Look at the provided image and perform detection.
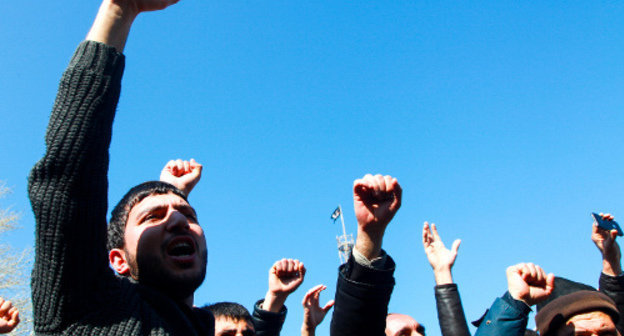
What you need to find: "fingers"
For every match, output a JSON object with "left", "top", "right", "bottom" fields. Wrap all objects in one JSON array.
[
  {"left": 545, "top": 273, "right": 555, "bottom": 294},
  {"left": 354, "top": 174, "right": 400, "bottom": 201},
  {"left": 431, "top": 223, "right": 441, "bottom": 241},
  {"left": 0, "top": 299, "right": 12, "bottom": 317},
  {"left": 302, "top": 284, "right": 326, "bottom": 306},
  {"left": 422, "top": 222, "right": 431, "bottom": 247},
  {"left": 273, "top": 258, "right": 305, "bottom": 279}
]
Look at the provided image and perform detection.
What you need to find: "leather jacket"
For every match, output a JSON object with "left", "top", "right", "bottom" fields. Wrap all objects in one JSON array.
[{"left": 435, "top": 284, "right": 471, "bottom": 336}]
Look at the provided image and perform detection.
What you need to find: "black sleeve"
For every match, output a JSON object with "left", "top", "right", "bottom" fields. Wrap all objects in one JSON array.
[
  {"left": 434, "top": 283, "right": 471, "bottom": 336},
  {"left": 330, "top": 252, "right": 395, "bottom": 336},
  {"left": 599, "top": 272, "right": 624, "bottom": 334},
  {"left": 251, "top": 299, "right": 287, "bottom": 336},
  {"left": 28, "top": 41, "right": 124, "bottom": 333}
]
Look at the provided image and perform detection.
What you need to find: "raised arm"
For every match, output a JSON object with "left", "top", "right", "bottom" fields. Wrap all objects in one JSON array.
[
  {"left": 423, "top": 222, "right": 470, "bottom": 336},
  {"left": 592, "top": 213, "right": 624, "bottom": 333},
  {"left": 160, "top": 158, "right": 203, "bottom": 196},
  {"left": 28, "top": 0, "right": 179, "bottom": 332},
  {"left": 252, "top": 258, "right": 306, "bottom": 336},
  {"left": 301, "top": 285, "right": 334, "bottom": 336},
  {"left": 331, "top": 174, "right": 402, "bottom": 336},
  {"left": 475, "top": 263, "right": 554, "bottom": 336}
]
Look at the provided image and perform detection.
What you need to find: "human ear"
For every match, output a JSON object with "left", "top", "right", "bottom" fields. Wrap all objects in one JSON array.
[{"left": 109, "top": 248, "right": 130, "bottom": 275}]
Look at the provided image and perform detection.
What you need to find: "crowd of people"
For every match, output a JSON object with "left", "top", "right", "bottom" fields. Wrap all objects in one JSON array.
[{"left": 3, "top": 0, "right": 621, "bottom": 335}]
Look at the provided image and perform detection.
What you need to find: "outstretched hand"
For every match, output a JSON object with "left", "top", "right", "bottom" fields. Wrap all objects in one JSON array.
[
  {"left": 160, "top": 159, "right": 202, "bottom": 196},
  {"left": 591, "top": 213, "right": 622, "bottom": 276},
  {"left": 506, "top": 263, "right": 555, "bottom": 307},
  {"left": 0, "top": 298, "right": 19, "bottom": 334},
  {"left": 353, "top": 174, "right": 402, "bottom": 260},
  {"left": 263, "top": 259, "right": 306, "bottom": 313},
  {"left": 301, "top": 284, "right": 334, "bottom": 336},
  {"left": 422, "top": 222, "right": 460, "bottom": 285}
]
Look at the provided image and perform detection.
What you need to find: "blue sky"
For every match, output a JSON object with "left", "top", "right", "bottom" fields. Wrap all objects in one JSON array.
[{"left": 2, "top": 1, "right": 624, "bottom": 335}]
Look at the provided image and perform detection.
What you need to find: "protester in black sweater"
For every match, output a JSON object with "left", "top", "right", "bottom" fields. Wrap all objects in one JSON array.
[{"left": 29, "top": 1, "right": 275, "bottom": 335}]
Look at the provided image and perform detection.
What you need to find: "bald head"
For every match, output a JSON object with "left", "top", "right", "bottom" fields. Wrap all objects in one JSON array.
[{"left": 385, "top": 313, "right": 425, "bottom": 336}]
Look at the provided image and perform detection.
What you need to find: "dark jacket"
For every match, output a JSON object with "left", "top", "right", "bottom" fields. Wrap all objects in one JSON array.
[
  {"left": 252, "top": 299, "right": 287, "bottom": 336},
  {"left": 330, "top": 252, "right": 396, "bottom": 336},
  {"left": 435, "top": 284, "right": 471, "bottom": 336}
]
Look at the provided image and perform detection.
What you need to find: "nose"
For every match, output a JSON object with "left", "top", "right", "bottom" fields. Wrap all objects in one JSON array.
[{"left": 165, "top": 209, "right": 190, "bottom": 232}]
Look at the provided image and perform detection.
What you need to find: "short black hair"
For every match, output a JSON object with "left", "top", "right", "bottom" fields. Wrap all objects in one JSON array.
[
  {"left": 107, "top": 181, "right": 188, "bottom": 251},
  {"left": 203, "top": 302, "right": 253, "bottom": 325}
]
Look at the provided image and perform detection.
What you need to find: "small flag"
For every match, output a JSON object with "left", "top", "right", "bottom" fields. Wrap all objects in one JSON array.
[{"left": 330, "top": 206, "right": 341, "bottom": 221}]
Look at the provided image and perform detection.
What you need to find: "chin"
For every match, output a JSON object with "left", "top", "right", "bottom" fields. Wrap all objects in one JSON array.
[{"left": 135, "top": 250, "right": 207, "bottom": 301}]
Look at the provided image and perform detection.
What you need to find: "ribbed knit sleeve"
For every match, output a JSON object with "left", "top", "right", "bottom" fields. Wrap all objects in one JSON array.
[{"left": 28, "top": 41, "right": 125, "bottom": 333}]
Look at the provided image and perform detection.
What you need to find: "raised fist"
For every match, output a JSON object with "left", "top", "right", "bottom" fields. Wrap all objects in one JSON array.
[
  {"left": 353, "top": 174, "right": 402, "bottom": 233},
  {"left": 506, "top": 263, "right": 554, "bottom": 307},
  {"left": 0, "top": 298, "right": 19, "bottom": 334},
  {"left": 160, "top": 158, "right": 202, "bottom": 196},
  {"left": 262, "top": 259, "right": 306, "bottom": 313},
  {"left": 301, "top": 284, "right": 334, "bottom": 335}
]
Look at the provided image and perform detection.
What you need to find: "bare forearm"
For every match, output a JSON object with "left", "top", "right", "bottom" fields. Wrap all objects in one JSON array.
[
  {"left": 355, "top": 227, "right": 384, "bottom": 260},
  {"left": 262, "top": 291, "right": 287, "bottom": 313},
  {"left": 86, "top": 0, "right": 139, "bottom": 52},
  {"left": 301, "top": 326, "right": 315, "bottom": 336}
]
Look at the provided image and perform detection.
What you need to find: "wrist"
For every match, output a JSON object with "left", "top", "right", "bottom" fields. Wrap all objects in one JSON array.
[
  {"left": 433, "top": 268, "right": 453, "bottom": 285},
  {"left": 355, "top": 227, "right": 384, "bottom": 260},
  {"left": 602, "top": 259, "right": 622, "bottom": 277},
  {"left": 262, "top": 291, "right": 287, "bottom": 313},
  {"left": 301, "top": 326, "right": 315, "bottom": 336}
]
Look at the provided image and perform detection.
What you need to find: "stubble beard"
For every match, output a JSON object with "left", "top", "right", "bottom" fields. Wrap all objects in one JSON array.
[{"left": 126, "top": 247, "right": 208, "bottom": 301}]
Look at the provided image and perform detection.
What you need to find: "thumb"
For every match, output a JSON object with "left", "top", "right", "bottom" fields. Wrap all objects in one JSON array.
[
  {"left": 322, "top": 300, "right": 335, "bottom": 312},
  {"left": 451, "top": 239, "right": 461, "bottom": 256}
]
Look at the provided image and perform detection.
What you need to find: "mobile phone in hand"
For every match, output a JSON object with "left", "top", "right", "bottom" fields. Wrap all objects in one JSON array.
[{"left": 592, "top": 212, "right": 624, "bottom": 236}]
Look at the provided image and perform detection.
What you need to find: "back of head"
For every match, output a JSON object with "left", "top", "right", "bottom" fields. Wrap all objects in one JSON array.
[
  {"left": 203, "top": 302, "right": 253, "bottom": 325},
  {"left": 107, "top": 181, "right": 188, "bottom": 251}
]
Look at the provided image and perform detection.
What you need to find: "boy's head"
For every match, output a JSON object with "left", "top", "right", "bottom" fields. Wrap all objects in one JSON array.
[
  {"left": 204, "top": 302, "right": 256, "bottom": 336},
  {"left": 107, "top": 181, "right": 207, "bottom": 302}
]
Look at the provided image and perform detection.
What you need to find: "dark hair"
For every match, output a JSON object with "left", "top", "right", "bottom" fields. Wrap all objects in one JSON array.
[
  {"left": 107, "top": 181, "right": 188, "bottom": 251},
  {"left": 203, "top": 302, "right": 253, "bottom": 324}
]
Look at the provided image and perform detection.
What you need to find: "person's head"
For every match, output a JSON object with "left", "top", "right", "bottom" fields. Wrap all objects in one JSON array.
[
  {"left": 107, "top": 181, "right": 207, "bottom": 303},
  {"left": 385, "top": 313, "right": 425, "bottom": 336},
  {"left": 204, "top": 302, "right": 255, "bottom": 336},
  {"left": 536, "top": 290, "right": 620, "bottom": 336}
]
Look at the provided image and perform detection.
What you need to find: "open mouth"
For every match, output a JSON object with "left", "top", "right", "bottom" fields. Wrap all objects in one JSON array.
[{"left": 166, "top": 236, "right": 197, "bottom": 264}]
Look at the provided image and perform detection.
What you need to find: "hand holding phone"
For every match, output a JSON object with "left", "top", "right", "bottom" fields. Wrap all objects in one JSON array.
[{"left": 592, "top": 212, "right": 623, "bottom": 236}]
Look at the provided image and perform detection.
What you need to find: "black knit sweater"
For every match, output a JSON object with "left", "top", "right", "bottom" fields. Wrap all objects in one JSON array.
[{"left": 28, "top": 41, "right": 215, "bottom": 336}]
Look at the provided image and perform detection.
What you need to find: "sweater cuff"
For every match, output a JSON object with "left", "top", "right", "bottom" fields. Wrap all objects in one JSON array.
[{"left": 69, "top": 41, "right": 125, "bottom": 74}]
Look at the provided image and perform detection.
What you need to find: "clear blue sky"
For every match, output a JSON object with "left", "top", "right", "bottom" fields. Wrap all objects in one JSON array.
[{"left": 2, "top": 1, "right": 624, "bottom": 335}]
